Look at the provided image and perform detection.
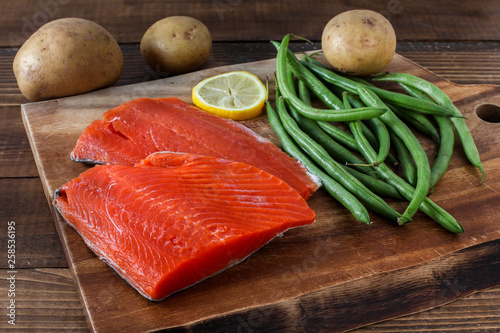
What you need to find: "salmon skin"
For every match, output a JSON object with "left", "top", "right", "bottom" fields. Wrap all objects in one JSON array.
[
  {"left": 53, "top": 152, "right": 316, "bottom": 301},
  {"left": 70, "top": 97, "right": 320, "bottom": 200}
]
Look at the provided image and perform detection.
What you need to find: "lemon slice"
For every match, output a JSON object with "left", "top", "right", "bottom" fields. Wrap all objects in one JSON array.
[{"left": 192, "top": 71, "right": 267, "bottom": 120}]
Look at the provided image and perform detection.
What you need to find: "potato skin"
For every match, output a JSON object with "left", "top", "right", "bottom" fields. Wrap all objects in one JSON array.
[
  {"left": 321, "top": 10, "right": 396, "bottom": 76},
  {"left": 140, "top": 16, "right": 212, "bottom": 75},
  {"left": 13, "top": 18, "right": 123, "bottom": 102}
]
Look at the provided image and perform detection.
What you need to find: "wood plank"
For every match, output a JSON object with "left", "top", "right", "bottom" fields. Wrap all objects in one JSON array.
[
  {"left": 360, "top": 287, "right": 500, "bottom": 332},
  {"left": 0, "top": 106, "right": 39, "bottom": 177},
  {"left": 0, "top": 268, "right": 87, "bottom": 332},
  {"left": 0, "top": 177, "right": 67, "bottom": 268},
  {"left": 0, "top": 49, "right": 27, "bottom": 106},
  {"left": 2, "top": 0, "right": 500, "bottom": 47},
  {"left": 2, "top": 267, "right": 499, "bottom": 332},
  {"left": 3, "top": 42, "right": 500, "bottom": 106},
  {"left": 2, "top": 267, "right": 499, "bottom": 333},
  {"left": 20, "top": 53, "right": 500, "bottom": 332}
]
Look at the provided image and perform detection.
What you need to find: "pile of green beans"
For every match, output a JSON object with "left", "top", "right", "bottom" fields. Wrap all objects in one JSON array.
[{"left": 267, "top": 34, "right": 485, "bottom": 233}]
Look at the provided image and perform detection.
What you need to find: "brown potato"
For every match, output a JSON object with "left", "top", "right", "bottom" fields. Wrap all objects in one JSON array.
[
  {"left": 140, "top": 16, "right": 212, "bottom": 75},
  {"left": 13, "top": 18, "right": 123, "bottom": 102},
  {"left": 321, "top": 10, "right": 397, "bottom": 76}
]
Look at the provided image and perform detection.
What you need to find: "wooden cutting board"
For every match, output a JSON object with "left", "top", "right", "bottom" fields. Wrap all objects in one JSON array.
[{"left": 22, "top": 54, "right": 500, "bottom": 333}]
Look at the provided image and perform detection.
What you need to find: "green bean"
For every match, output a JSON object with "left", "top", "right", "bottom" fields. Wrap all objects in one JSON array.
[
  {"left": 389, "top": 129, "right": 417, "bottom": 186},
  {"left": 276, "top": 95, "right": 404, "bottom": 223},
  {"left": 372, "top": 72, "right": 485, "bottom": 182},
  {"left": 356, "top": 85, "right": 431, "bottom": 223},
  {"left": 311, "top": 78, "right": 393, "bottom": 164},
  {"left": 289, "top": 106, "right": 372, "bottom": 173},
  {"left": 299, "top": 59, "right": 457, "bottom": 118},
  {"left": 398, "top": 82, "right": 455, "bottom": 188},
  {"left": 344, "top": 88, "right": 461, "bottom": 231},
  {"left": 398, "top": 82, "right": 435, "bottom": 103},
  {"left": 342, "top": 98, "right": 405, "bottom": 200},
  {"left": 296, "top": 78, "right": 375, "bottom": 172},
  {"left": 275, "top": 41, "right": 342, "bottom": 109},
  {"left": 290, "top": 66, "right": 363, "bottom": 168},
  {"left": 315, "top": 82, "right": 388, "bottom": 157},
  {"left": 341, "top": 165, "right": 404, "bottom": 200},
  {"left": 266, "top": 101, "right": 371, "bottom": 224},
  {"left": 284, "top": 74, "right": 402, "bottom": 211},
  {"left": 342, "top": 92, "right": 385, "bottom": 167},
  {"left": 296, "top": 69, "right": 312, "bottom": 104},
  {"left": 348, "top": 118, "right": 463, "bottom": 232},
  {"left": 362, "top": 116, "right": 391, "bottom": 165},
  {"left": 315, "top": 118, "right": 395, "bottom": 167},
  {"left": 295, "top": 75, "right": 366, "bottom": 153},
  {"left": 343, "top": 90, "right": 390, "bottom": 167},
  {"left": 372, "top": 88, "right": 457, "bottom": 117},
  {"left": 302, "top": 53, "right": 330, "bottom": 69},
  {"left": 273, "top": 36, "right": 387, "bottom": 121},
  {"left": 315, "top": 121, "right": 359, "bottom": 151},
  {"left": 389, "top": 104, "right": 440, "bottom": 143},
  {"left": 429, "top": 116, "right": 455, "bottom": 188},
  {"left": 304, "top": 54, "right": 376, "bottom": 87},
  {"left": 290, "top": 80, "right": 373, "bottom": 174},
  {"left": 346, "top": 118, "right": 410, "bottom": 212},
  {"left": 346, "top": 93, "right": 400, "bottom": 167}
]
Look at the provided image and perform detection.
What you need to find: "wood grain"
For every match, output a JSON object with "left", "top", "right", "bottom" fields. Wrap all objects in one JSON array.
[
  {"left": 0, "top": 177, "right": 67, "bottom": 268},
  {"left": 3, "top": 42, "right": 500, "bottom": 106},
  {"left": 20, "top": 53, "right": 500, "bottom": 332},
  {"left": 2, "top": 1, "right": 500, "bottom": 331},
  {"left": 357, "top": 286, "right": 500, "bottom": 332},
  {"left": 0, "top": 106, "right": 39, "bottom": 177},
  {"left": 0, "top": 268, "right": 88, "bottom": 332},
  {"left": 3, "top": 267, "right": 499, "bottom": 332},
  {"left": 2, "top": 268, "right": 499, "bottom": 332},
  {"left": 2, "top": 46, "right": 500, "bottom": 332},
  {"left": 2, "top": 0, "right": 500, "bottom": 47}
]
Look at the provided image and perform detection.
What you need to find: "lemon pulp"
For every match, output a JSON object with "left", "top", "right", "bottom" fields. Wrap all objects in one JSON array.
[{"left": 192, "top": 71, "right": 267, "bottom": 120}]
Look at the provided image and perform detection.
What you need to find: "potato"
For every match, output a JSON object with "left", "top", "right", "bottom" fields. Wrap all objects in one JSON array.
[
  {"left": 321, "top": 10, "right": 397, "bottom": 76},
  {"left": 140, "top": 16, "right": 212, "bottom": 75},
  {"left": 13, "top": 18, "right": 123, "bottom": 102}
]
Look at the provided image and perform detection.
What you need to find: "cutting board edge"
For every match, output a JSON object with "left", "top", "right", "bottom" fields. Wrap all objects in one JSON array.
[{"left": 147, "top": 237, "right": 500, "bottom": 333}]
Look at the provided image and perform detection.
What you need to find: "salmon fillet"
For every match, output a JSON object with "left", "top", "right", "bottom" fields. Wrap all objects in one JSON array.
[
  {"left": 53, "top": 152, "right": 316, "bottom": 300},
  {"left": 70, "top": 97, "right": 320, "bottom": 200}
]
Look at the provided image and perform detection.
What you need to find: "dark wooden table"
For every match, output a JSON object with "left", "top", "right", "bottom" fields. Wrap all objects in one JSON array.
[{"left": 1, "top": 1, "right": 500, "bottom": 332}]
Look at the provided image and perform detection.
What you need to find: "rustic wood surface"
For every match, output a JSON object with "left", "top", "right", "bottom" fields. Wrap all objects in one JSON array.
[
  {"left": 2, "top": 0, "right": 500, "bottom": 332},
  {"left": 20, "top": 51, "right": 500, "bottom": 332}
]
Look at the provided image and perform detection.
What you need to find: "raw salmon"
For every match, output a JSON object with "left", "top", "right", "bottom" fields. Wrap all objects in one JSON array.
[
  {"left": 70, "top": 97, "right": 319, "bottom": 200},
  {"left": 53, "top": 152, "right": 316, "bottom": 300}
]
